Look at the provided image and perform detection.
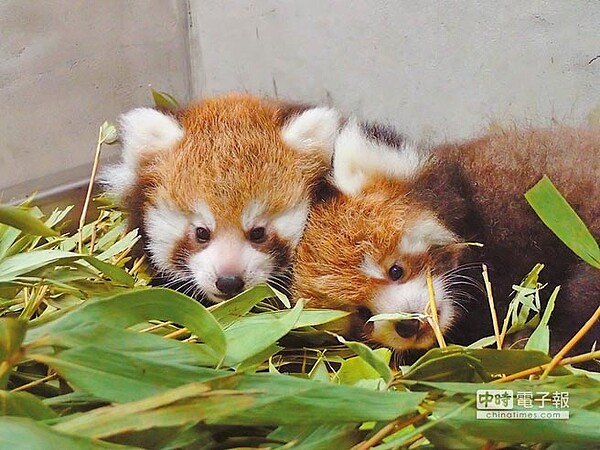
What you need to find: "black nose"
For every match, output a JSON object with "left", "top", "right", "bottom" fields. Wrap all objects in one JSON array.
[
  {"left": 215, "top": 275, "right": 245, "bottom": 297},
  {"left": 394, "top": 319, "right": 420, "bottom": 338}
]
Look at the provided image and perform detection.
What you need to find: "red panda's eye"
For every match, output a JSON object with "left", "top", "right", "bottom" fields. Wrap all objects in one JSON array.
[
  {"left": 249, "top": 227, "right": 267, "bottom": 243},
  {"left": 195, "top": 227, "right": 211, "bottom": 243},
  {"left": 388, "top": 264, "right": 404, "bottom": 281}
]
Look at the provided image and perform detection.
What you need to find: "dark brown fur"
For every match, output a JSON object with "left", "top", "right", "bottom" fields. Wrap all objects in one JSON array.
[{"left": 294, "top": 125, "right": 599, "bottom": 366}]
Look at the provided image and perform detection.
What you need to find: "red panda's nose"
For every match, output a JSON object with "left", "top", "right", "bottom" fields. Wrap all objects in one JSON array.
[
  {"left": 215, "top": 275, "right": 245, "bottom": 297},
  {"left": 394, "top": 319, "right": 420, "bottom": 338}
]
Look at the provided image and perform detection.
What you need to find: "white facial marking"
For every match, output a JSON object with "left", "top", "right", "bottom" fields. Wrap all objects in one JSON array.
[
  {"left": 192, "top": 201, "right": 216, "bottom": 231},
  {"left": 241, "top": 200, "right": 267, "bottom": 231},
  {"left": 399, "top": 215, "right": 456, "bottom": 255},
  {"left": 370, "top": 275, "right": 455, "bottom": 350},
  {"left": 360, "top": 255, "right": 386, "bottom": 280},
  {"left": 188, "top": 231, "right": 274, "bottom": 303},
  {"left": 282, "top": 107, "right": 341, "bottom": 159},
  {"left": 333, "top": 119, "right": 424, "bottom": 196},
  {"left": 145, "top": 201, "right": 189, "bottom": 272},
  {"left": 271, "top": 202, "right": 309, "bottom": 247},
  {"left": 120, "top": 107, "right": 184, "bottom": 168}
]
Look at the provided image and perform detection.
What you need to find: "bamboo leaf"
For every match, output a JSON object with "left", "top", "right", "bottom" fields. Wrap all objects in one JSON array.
[
  {"left": 0, "top": 391, "right": 57, "bottom": 420},
  {"left": 151, "top": 89, "right": 179, "bottom": 110},
  {"left": 525, "top": 286, "right": 560, "bottom": 353},
  {"left": 0, "top": 318, "right": 27, "bottom": 388},
  {"left": 27, "top": 288, "right": 226, "bottom": 360},
  {"left": 0, "top": 417, "right": 135, "bottom": 449},
  {"left": 206, "top": 373, "right": 426, "bottom": 425},
  {"left": 222, "top": 300, "right": 303, "bottom": 366},
  {"left": 54, "top": 383, "right": 254, "bottom": 439},
  {"left": 525, "top": 176, "right": 600, "bottom": 268},
  {"left": 210, "top": 283, "right": 283, "bottom": 327},
  {"left": 337, "top": 335, "right": 393, "bottom": 383},
  {"left": 33, "top": 348, "right": 232, "bottom": 403},
  {"left": 0, "top": 205, "right": 59, "bottom": 237}
]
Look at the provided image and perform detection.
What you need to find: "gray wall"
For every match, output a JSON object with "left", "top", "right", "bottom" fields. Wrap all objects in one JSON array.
[
  {"left": 190, "top": 0, "right": 600, "bottom": 142},
  {"left": 2, "top": 1, "right": 599, "bottom": 200},
  {"left": 0, "top": 0, "right": 191, "bottom": 201}
]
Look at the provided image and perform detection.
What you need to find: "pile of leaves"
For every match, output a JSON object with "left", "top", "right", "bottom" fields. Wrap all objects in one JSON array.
[{"left": 1, "top": 158, "right": 599, "bottom": 447}]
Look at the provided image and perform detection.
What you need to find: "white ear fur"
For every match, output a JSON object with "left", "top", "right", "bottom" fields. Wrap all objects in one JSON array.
[
  {"left": 120, "top": 107, "right": 184, "bottom": 168},
  {"left": 100, "top": 108, "right": 184, "bottom": 200},
  {"left": 332, "top": 119, "right": 424, "bottom": 196},
  {"left": 98, "top": 163, "right": 136, "bottom": 200},
  {"left": 399, "top": 215, "right": 456, "bottom": 255},
  {"left": 282, "top": 107, "right": 341, "bottom": 160}
]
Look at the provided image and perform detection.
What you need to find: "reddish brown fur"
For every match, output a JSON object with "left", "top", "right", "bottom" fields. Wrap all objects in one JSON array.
[
  {"left": 133, "top": 95, "right": 324, "bottom": 227},
  {"left": 293, "top": 126, "right": 599, "bottom": 363}
]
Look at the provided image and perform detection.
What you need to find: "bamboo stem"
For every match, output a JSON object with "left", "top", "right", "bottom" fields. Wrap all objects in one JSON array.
[
  {"left": 11, "top": 373, "right": 57, "bottom": 392},
  {"left": 164, "top": 327, "right": 190, "bottom": 339},
  {"left": 492, "top": 349, "right": 600, "bottom": 383},
  {"left": 482, "top": 264, "right": 502, "bottom": 349},
  {"left": 352, "top": 412, "right": 430, "bottom": 450},
  {"left": 426, "top": 270, "right": 446, "bottom": 348},
  {"left": 540, "top": 305, "right": 600, "bottom": 379},
  {"left": 78, "top": 125, "right": 104, "bottom": 253}
]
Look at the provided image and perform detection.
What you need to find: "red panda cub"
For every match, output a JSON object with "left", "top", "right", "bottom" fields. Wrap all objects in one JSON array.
[
  {"left": 293, "top": 120, "right": 599, "bottom": 363},
  {"left": 102, "top": 94, "right": 341, "bottom": 302}
]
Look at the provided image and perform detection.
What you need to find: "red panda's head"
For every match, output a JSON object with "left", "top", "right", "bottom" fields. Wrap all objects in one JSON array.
[
  {"left": 293, "top": 120, "right": 463, "bottom": 350},
  {"left": 103, "top": 94, "right": 340, "bottom": 302}
]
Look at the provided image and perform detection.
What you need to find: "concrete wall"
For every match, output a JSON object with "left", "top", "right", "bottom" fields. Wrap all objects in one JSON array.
[
  {"left": 2, "top": 0, "right": 599, "bottom": 201},
  {"left": 0, "top": 0, "right": 191, "bottom": 201},
  {"left": 190, "top": 0, "right": 600, "bottom": 142}
]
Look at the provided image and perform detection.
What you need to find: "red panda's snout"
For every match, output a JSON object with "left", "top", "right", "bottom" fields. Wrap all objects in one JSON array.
[
  {"left": 366, "top": 274, "right": 454, "bottom": 350},
  {"left": 144, "top": 198, "right": 307, "bottom": 302}
]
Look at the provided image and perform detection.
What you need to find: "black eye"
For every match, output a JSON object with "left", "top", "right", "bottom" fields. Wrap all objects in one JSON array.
[
  {"left": 195, "top": 227, "right": 211, "bottom": 243},
  {"left": 388, "top": 264, "right": 404, "bottom": 281},
  {"left": 356, "top": 307, "right": 372, "bottom": 322},
  {"left": 249, "top": 227, "right": 267, "bottom": 243}
]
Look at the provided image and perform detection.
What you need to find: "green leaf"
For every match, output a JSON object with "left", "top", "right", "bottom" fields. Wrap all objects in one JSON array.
[
  {"left": 268, "top": 424, "right": 364, "bottom": 449},
  {"left": 39, "top": 323, "right": 218, "bottom": 367},
  {"left": 525, "top": 286, "right": 559, "bottom": 353},
  {"left": 53, "top": 383, "right": 255, "bottom": 439},
  {"left": 27, "top": 288, "right": 226, "bottom": 361},
  {"left": 210, "top": 283, "right": 283, "bottom": 327},
  {"left": 151, "top": 89, "right": 179, "bottom": 110},
  {"left": 337, "top": 335, "right": 393, "bottom": 383},
  {"left": 0, "top": 417, "right": 136, "bottom": 449},
  {"left": 0, "top": 205, "right": 59, "bottom": 237},
  {"left": 336, "top": 348, "right": 392, "bottom": 386},
  {"left": 207, "top": 372, "right": 426, "bottom": 426},
  {"left": 402, "top": 347, "right": 570, "bottom": 382},
  {"left": 100, "top": 121, "right": 118, "bottom": 144},
  {"left": 525, "top": 176, "right": 600, "bottom": 268},
  {"left": 0, "top": 390, "right": 57, "bottom": 420},
  {"left": 0, "top": 249, "right": 133, "bottom": 286},
  {"left": 33, "top": 347, "right": 232, "bottom": 403},
  {"left": 368, "top": 312, "right": 429, "bottom": 322},
  {"left": 222, "top": 300, "right": 303, "bottom": 367},
  {"left": 0, "top": 318, "right": 27, "bottom": 388}
]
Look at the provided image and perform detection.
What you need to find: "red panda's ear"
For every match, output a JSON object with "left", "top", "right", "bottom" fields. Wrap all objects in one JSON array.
[
  {"left": 281, "top": 107, "right": 341, "bottom": 160},
  {"left": 100, "top": 108, "right": 183, "bottom": 200},
  {"left": 332, "top": 119, "right": 425, "bottom": 196},
  {"left": 119, "top": 107, "right": 184, "bottom": 168},
  {"left": 399, "top": 214, "right": 457, "bottom": 255}
]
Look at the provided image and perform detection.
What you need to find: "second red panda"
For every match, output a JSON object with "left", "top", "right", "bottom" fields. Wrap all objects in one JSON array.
[{"left": 293, "top": 120, "right": 599, "bottom": 362}]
